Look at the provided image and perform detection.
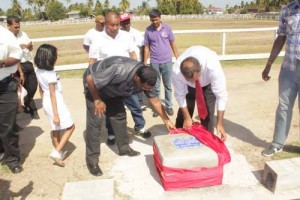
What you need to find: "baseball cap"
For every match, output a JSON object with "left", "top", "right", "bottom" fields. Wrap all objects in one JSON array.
[{"left": 119, "top": 13, "right": 130, "bottom": 22}]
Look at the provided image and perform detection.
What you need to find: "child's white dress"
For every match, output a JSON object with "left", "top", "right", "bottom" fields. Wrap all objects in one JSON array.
[{"left": 36, "top": 69, "right": 73, "bottom": 130}]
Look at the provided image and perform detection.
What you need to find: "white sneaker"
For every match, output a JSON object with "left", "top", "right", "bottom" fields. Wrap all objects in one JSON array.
[
  {"left": 50, "top": 150, "right": 65, "bottom": 167},
  {"left": 60, "top": 151, "right": 68, "bottom": 160}
]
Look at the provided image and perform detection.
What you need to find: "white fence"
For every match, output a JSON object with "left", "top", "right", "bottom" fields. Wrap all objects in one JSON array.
[{"left": 31, "top": 27, "right": 284, "bottom": 71}]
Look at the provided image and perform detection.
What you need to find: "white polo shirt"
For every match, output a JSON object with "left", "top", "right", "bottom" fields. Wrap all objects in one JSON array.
[
  {"left": 0, "top": 26, "right": 22, "bottom": 81},
  {"left": 129, "top": 27, "right": 144, "bottom": 61},
  {"left": 15, "top": 31, "right": 32, "bottom": 62},
  {"left": 83, "top": 28, "right": 103, "bottom": 51},
  {"left": 172, "top": 46, "right": 228, "bottom": 111},
  {"left": 89, "top": 29, "right": 136, "bottom": 60}
]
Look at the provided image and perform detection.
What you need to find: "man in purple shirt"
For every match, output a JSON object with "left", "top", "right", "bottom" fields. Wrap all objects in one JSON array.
[{"left": 144, "top": 9, "right": 179, "bottom": 117}]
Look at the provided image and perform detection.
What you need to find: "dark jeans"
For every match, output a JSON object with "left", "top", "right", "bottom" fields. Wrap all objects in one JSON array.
[
  {"left": 0, "top": 76, "right": 20, "bottom": 166},
  {"left": 175, "top": 84, "right": 216, "bottom": 133},
  {"left": 107, "top": 93, "right": 145, "bottom": 137},
  {"left": 85, "top": 92, "right": 130, "bottom": 164},
  {"left": 21, "top": 62, "right": 38, "bottom": 112}
]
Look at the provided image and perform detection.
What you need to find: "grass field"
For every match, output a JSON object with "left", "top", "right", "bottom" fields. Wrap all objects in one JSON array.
[{"left": 22, "top": 19, "right": 279, "bottom": 66}]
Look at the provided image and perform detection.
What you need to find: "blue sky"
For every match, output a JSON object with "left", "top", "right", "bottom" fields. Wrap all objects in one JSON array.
[{"left": 0, "top": 0, "right": 252, "bottom": 11}]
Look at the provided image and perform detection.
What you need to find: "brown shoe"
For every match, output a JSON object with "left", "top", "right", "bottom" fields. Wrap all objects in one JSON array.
[{"left": 119, "top": 147, "right": 140, "bottom": 157}]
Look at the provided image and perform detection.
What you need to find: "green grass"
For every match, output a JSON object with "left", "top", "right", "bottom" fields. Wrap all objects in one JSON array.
[{"left": 22, "top": 19, "right": 279, "bottom": 65}]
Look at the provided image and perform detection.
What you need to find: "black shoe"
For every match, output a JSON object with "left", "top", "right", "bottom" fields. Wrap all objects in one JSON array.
[
  {"left": 165, "top": 107, "right": 174, "bottom": 116},
  {"left": 152, "top": 112, "right": 158, "bottom": 118},
  {"left": 0, "top": 152, "right": 4, "bottom": 162},
  {"left": 87, "top": 163, "right": 103, "bottom": 176},
  {"left": 106, "top": 138, "right": 115, "bottom": 146},
  {"left": 8, "top": 163, "right": 23, "bottom": 174},
  {"left": 119, "top": 147, "right": 140, "bottom": 157},
  {"left": 24, "top": 107, "right": 30, "bottom": 113},
  {"left": 30, "top": 110, "right": 40, "bottom": 119},
  {"left": 136, "top": 130, "right": 152, "bottom": 139}
]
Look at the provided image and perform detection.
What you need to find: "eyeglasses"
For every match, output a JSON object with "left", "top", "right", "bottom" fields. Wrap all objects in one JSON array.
[{"left": 141, "top": 83, "right": 152, "bottom": 91}]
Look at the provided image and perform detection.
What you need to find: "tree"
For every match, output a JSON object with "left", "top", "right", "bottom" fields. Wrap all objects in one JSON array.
[
  {"left": 119, "top": 0, "right": 130, "bottom": 13},
  {"left": 10, "top": 0, "right": 22, "bottom": 17},
  {"left": 86, "top": 0, "right": 94, "bottom": 16},
  {"left": 45, "top": 0, "right": 66, "bottom": 21},
  {"left": 22, "top": 8, "right": 35, "bottom": 21},
  {"left": 94, "top": 0, "right": 103, "bottom": 15},
  {"left": 136, "top": 0, "right": 150, "bottom": 15}
]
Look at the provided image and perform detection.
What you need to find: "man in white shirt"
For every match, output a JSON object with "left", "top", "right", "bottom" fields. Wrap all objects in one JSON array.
[
  {"left": 0, "top": 25, "right": 23, "bottom": 173},
  {"left": 120, "top": 13, "right": 147, "bottom": 110},
  {"left": 83, "top": 15, "right": 105, "bottom": 53},
  {"left": 7, "top": 15, "right": 39, "bottom": 119},
  {"left": 84, "top": 12, "right": 150, "bottom": 176},
  {"left": 172, "top": 46, "right": 228, "bottom": 141}
]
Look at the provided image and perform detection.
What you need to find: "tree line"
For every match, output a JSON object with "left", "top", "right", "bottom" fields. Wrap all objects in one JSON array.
[{"left": 0, "top": 0, "right": 292, "bottom": 22}]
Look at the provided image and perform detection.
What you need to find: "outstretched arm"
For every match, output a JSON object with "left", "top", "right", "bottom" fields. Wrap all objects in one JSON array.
[{"left": 148, "top": 97, "right": 175, "bottom": 130}]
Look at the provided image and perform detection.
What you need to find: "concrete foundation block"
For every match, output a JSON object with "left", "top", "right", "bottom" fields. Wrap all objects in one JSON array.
[
  {"left": 61, "top": 179, "right": 114, "bottom": 200},
  {"left": 262, "top": 157, "right": 300, "bottom": 194}
]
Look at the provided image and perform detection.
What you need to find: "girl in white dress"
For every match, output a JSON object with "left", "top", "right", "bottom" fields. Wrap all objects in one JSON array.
[{"left": 34, "top": 44, "right": 75, "bottom": 167}]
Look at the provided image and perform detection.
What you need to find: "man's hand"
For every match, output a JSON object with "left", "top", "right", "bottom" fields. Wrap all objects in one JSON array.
[
  {"left": 165, "top": 120, "right": 176, "bottom": 130},
  {"left": 94, "top": 100, "right": 106, "bottom": 117},
  {"left": 262, "top": 65, "right": 271, "bottom": 81},
  {"left": 183, "top": 118, "right": 193, "bottom": 130},
  {"left": 216, "top": 123, "right": 227, "bottom": 141}
]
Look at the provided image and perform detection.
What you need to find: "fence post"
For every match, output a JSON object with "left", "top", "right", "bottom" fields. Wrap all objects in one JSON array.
[{"left": 222, "top": 32, "right": 226, "bottom": 56}]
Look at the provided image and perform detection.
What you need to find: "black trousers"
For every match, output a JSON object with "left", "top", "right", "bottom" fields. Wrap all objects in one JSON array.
[
  {"left": 175, "top": 84, "right": 216, "bottom": 133},
  {"left": 0, "top": 76, "right": 20, "bottom": 166},
  {"left": 21, "top": 62, "right": 38, "bottom": 112},
  {"left": 84, "top": 92, "right": 130, "bottom": 164}
]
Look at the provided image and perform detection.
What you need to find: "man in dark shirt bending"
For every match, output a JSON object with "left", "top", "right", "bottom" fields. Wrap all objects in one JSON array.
[{"left": 83, "top": 56, "right": 175, "bottom": 176}]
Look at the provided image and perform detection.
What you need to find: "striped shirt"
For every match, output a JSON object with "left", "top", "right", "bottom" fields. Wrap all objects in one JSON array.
[{"left": 278, "top": 0, "right": 300, "bottom": 71}]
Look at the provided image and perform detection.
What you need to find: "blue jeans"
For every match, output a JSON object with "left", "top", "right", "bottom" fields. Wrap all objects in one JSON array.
[
  {"left": 271, "top": 63, "right": 300, "bottom": 149},
  {"left": 151, "top": 62, "right": 173, "bottom": 108},
  {"left": 107, "top": 93, "right": 145, "bottom": 137}
]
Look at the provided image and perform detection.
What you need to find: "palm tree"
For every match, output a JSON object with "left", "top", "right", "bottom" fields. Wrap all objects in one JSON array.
[
  {"left": 119, "top": 0, "right": 130, "bottom": 13},
  {"left": 11, "top": 0, "right": 22, "bottom": 17}
]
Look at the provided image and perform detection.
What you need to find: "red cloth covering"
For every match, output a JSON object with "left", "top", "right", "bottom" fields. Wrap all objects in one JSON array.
[{"left": 153, "top": 123, "right": 231, "bottom": 191}]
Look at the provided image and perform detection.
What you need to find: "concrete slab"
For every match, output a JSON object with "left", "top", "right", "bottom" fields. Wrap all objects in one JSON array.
[
  {"left": 61, "top": 179, "right": 114, "bottom": 200},
  {"left": 262, "top": 157, "right": 300, "bottom": 194}
]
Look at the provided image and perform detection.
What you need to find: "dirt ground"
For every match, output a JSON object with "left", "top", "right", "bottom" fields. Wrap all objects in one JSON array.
[{"left": 1, "top": 65, "right": 299, "bottom": 199}]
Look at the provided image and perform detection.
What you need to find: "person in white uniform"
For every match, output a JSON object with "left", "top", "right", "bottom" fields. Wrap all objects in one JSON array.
[
  {"left": 0, "top": 26, "right": 23, "bottom": 173},
  {"left": 172, "top": 46, "right": 228, "bottom": 141},
  {"left": 34, "top": 44, "right": 75, "bottom": 167},
  {"left": 7, "top": 15, "right": 39, "bottom": 119},
  {"left": 83, "top": 15, "right": 105, "bottom": 53}
]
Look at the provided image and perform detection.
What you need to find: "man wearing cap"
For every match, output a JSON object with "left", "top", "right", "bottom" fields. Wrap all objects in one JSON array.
[
  {"left": 83, "top": 15, "right": 105, "bottom": 53},
  {"left": 120, "top": 13, "right": 147, "bottom": 110}
]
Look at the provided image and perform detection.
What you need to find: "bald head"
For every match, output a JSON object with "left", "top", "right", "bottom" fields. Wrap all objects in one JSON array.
[
  {"left": 105, "top": 11, "right": 120, "bottom": 38},
  {"left": 180, "top": 56, "right": 201, "bottom": 80}
]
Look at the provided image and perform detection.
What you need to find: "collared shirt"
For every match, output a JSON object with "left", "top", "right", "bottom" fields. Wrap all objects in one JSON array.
[
  {"left": 89, "top": 30, "right": 136, "bottom": 60},
  {"left": 15, "top": 31, "right": 32, "bottom": 62},
  {"left": 278, "top": 0, "right": 300, "bottom": 71},
  {"left": 85, "top": 56, "right": 156, "bottom": 99},
  {"left": 0, "top": 26, "right": 22, "bottom": 81},
  {"left": 129, "top": 27, "right": 144, "bottom": 61},
  {"left": 172, "top": 46, "right": 228, "bottom": 111},
  {"left": 144, "top": 22, "right": 175, "bottom": 64},
  {"left": 83, "top": 28, "right": 103, "bottom": 55}
]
